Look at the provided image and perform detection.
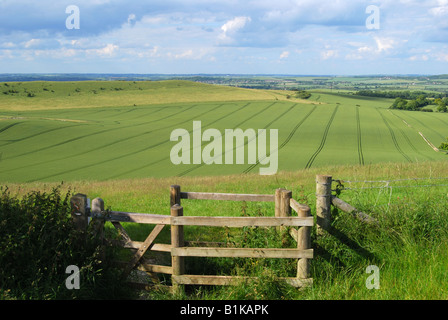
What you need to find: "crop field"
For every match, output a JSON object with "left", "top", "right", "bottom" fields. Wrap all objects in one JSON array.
[
  {"left": 0, "top": 80, "right": 447, "bottom": 183},
  {"left": 2, "top": 79, "right": 448, "bottom": 301}
]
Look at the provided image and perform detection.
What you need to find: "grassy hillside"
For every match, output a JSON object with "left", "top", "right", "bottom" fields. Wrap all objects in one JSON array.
[
  {"left": 0, "top": 81, "right": 447, "bottom": 183},
  {"left": 0, "top": 80, "right": 282, "bottom": 111},
  {"left": 3, "top": 161, "right": 448, "bottom": 299}
]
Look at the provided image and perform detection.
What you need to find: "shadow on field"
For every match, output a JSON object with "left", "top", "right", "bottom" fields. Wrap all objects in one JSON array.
[
  {"left": 315, "top": 209, "right": 378, "bottom": 269},
  {"left": 319, "top": 227, "right": 377, "bottom": 266}
]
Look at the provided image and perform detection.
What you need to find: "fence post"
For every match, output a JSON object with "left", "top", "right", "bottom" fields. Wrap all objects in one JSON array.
[
  {"left": 275, "top": 188, "right": 284, "bottom": 233},
  {"left": 297, "top": 205, "right": 311, "bottom": 279},
  {"left": 171, "top": 204, "right": 184, "bottom": 295},
  {"left": 170, "top": 185, "right": 181, "bottom": 207},
  {"left": 70, "top": 193, "right": 88, "bottom": 235},
  {"left": 91, "top": 197, "right": 105, "bottom": 239},
  {"left": 280, "top": 189, "right": 292, "bottom": 217},
  {"left": 316, "top": 175, "right": 332, "bottom": 234},
  {"left": 91, "top": 197, "right": 106, "bottom": 260},
  {"left": 274, "top": 188, "right": 284, "bottom": 218},
  {"left": 279, "top": 189, "right": 292, "bottom": 234}
]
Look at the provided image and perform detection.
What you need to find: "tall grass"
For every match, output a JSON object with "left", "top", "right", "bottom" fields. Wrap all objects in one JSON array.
[
  {"left": 140, "top": 181, "right": 448, "bottom": 300},
  {"left": 140, "top": 163, "right": 448, "bottom": 300},
  {"left": 306, "top": 179, "right": 448, "bottom": 300},
  {"left": 2, "top": 161, "right": 448, "bottom": 299}
]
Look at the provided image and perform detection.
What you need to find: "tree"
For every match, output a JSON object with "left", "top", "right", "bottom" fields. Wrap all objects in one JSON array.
[
  {"left": 436, "top": 98, "right": 447, "bottom": 113},
  {"left": 442, "top": 97, "right": 448, "bottom": 105},
  {"left": 406, "top": 100, "right": 418, "bottom": 111},
  {"left": 439, "top": 137, "right": 448, "bottom": 151},
  {"left": 296, "top": 90, "right": 311, "bottom": 99},
  {"left": 415, "top": 94, "right": 428, "bottom": 108},
  {"left": 391, "top": 97, "right": 407, "bottom": 109},
  {"left": 438, "top": 105, "right": 447, "bottom": 113}
]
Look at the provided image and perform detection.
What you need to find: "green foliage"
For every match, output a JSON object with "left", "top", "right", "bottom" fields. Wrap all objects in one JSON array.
[
  {"left": 356, "top": 89, "right": 443, "bottom": 100},
  {"left": 439, "top": 137, "right": 448, "bottom": 151},
  {"left": 437, "top": 105, "right": 447, "bottom": 112},
  {"left": 390, "top": 95, "right": 430, "bottom": 111},
  {"left": 435, "top": 98, "right": 448, "bottom": 112},
  {"left": 0, "top": 186, "right": 133, "bottom": 299},
  {"left": 295, "top": 90, "right": 312, "bottom": 99},
  {"left": 389, "top": 93, "right": 448, "bottom": 112}
]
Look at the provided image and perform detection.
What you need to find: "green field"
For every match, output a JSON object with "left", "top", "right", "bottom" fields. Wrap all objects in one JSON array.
[
  {"left": 3, "top": 161, "right": 448, "bottom": 300},
  {"left": 2, "top": 79, "right": 448, "bottom": 300},
  {"left": 0, "top": 80, "right": 446, "bottom": 183}
]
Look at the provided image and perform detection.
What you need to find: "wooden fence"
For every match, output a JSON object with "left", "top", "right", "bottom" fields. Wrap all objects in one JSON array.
[
  {"left": 315, "top": 175, "right": 377, "bottom": 231},
  {"left": 70, "top": 186, "right": 313, "bottom": 293},
  {"left": 69, "top": 175, "right": 375, "bottom": 294}
]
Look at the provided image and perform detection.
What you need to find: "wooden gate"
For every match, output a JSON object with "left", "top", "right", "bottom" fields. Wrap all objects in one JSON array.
[{"left": 70, "top": 185, "right": 313, "bottom": 293}]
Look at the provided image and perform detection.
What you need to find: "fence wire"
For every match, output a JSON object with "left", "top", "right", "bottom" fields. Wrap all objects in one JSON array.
[{"left": 332, "top": 177, "right": 448, "bottom": 191}]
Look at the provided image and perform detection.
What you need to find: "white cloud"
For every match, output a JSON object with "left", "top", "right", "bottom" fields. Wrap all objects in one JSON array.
[
  {"left": 358, "top": 46, "right": 373, "bottom": 53},
  {"left": 22, "top": 38, "right": 61, "bottom": 50},
  {"left": 127, "top": 14, "right": 136, "bottom": 25},
  {"left": 219, "top": 16, "right": 251, "bottom": 44},
  {"left": 87, "top": 43, "right": 119, "bottom": 57},
  {"left": 409, "top": 54, "right": 429, "bottom": 61},
  {"left": 321, "top": 49, "right": 338, "bottom": 60},
  {"left": 1, "top": 0, "right": 447, "bottom": 74},
  {"left": 374, "top": 37, "right": 396, "bottom": 52},
  {"left": 0, "top": 42, "right": 16, "bottom": 48},
  {"left": 0, "top": 49, "right": 15, "bottom": 60},
  {"left": 221, "top": 16, "right": 251, "bottom": 34},
  {"left": 140, "top": 15, "right": 171, "bottom": 25},
  {"left": 166, "top": 47, "right": 216, "bottom": 61},
  {"left": 429, "top": 0, "right": 448, "bottom": 16},
  {"left": 436, "top": 52, "right": 448, "bottom": 62},
  {"left": 24, "top": 39, "right": 42, "bottom": 49},
  {"left": 279, "top": 51, "right": 289, "bottom": 59},
  {"left": 172, "top": 49, "right": 194, "bottom": 59},
  {"left": 344, "top": 36, "right": 408, "bottom": 61}
]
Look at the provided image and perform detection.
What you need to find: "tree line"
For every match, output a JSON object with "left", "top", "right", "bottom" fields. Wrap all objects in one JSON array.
[
  {"left": 390, "top": 96, "right": 448, "bottom": 112},
  {"left": 355, "top": 90, "right": 447, "bottom": 112},
  {"left": 355, "top": 89, "right": 446, "bottom": 100}
]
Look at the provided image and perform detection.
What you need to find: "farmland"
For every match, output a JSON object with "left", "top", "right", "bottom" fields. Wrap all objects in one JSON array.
[
  {"left": 1, "top": 77, "right": 448, "bottom": 301},
  {"left": 0, "top": 79, "right": 447, "bottom": 183}
]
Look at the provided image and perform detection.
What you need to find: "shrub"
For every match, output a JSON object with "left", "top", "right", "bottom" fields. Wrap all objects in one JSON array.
[
  {"left": 296, "top": 90, "right": 312, "bottom": 99},
  {"left": 439, "top": 138, "right": 448, "bottom": 151},
  {"left": 437, "top": 104, "right": 447, "bottom": 113},
  {"left": 0, "top": 186, "right": 132, "bottom": 299}
]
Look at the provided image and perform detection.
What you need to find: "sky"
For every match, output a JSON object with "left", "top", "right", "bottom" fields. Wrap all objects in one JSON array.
[{"left": 0, "top": 0, "right": 448, "bottom": 75}]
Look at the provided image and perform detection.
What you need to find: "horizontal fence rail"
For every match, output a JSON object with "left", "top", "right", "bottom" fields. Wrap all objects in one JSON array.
[
  {"left": 171, "top": 275, "right": 313, "bottom": 288},
  {"left": 103, "top": 211, "right": 171, "bottom": 224},
  {"left": 171, "top": 216, "right": 314, "bottom": 227},
  {"left": 334, "top": 177, "right": 448, "bottom": 190},
  {"left": 92, "top": 212, "right": 313, "bottom": 227},
  {"left": 180, "top": 191, "right": 275, "bottom": 202},
  {"left": 316, "top": 175, "right": 378, "bottom": 229},
  {"left": 171, "top": 247, "right": 314, "bottom": 259}
]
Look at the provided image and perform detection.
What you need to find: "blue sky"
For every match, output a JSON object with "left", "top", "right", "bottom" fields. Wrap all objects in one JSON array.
[{"left": 0, "top": 0, "right": 448, "bottom": 75}]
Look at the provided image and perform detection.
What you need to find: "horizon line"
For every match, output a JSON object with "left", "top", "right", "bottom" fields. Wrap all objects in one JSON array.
[{"left": 0, "top": 72, "right": 445, "bottom": 77}]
